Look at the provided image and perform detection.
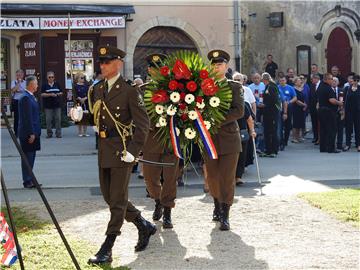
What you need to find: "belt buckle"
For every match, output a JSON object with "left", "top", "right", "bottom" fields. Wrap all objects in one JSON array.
[{"left": 100, "top": 131, "right": 107, "bottom": 138}]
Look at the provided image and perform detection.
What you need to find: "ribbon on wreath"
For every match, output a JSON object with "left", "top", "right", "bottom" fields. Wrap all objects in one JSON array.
[
  {"left": 0, "top": 213, "right": 18, "bottom": 267},
  {"left": 194, "top": 109, "right": 218, "bottom": 159},
  {"left": 169, "top": 116, "right": 183, "bottom": 159}
]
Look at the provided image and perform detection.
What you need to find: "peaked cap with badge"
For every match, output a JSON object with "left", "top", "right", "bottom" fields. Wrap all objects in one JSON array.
[
  {"left": 207, "top": 49, "right": 230, "bottom": 64},
  {"left": 146, "top": 53, "right": 167, "bottom": 67},
  {"left": 98, "top": 45, "right": 126, "bottom": 61}
]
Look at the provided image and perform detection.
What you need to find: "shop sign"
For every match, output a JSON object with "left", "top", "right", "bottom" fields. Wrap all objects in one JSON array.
[{"left": 1, "top": 16, "right": 125, "bottom": 30}]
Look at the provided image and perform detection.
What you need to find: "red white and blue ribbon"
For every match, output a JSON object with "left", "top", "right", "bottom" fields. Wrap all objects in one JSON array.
[
  {"left": 170, "top": 116, "right": 183, "bottom": 159},
  {"left": 194, "top": 109, "right": 218, "bottom": 159},
  {"left": 0, "top": 213, "right": 18, "bottom": 267}
]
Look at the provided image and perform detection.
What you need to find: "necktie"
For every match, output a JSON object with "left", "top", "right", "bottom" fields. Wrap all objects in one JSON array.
[{"left": 104, "top": 81, "right": 108, "bottom": 97}]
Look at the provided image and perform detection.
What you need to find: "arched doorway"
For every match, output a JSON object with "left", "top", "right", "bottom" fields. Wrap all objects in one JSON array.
[
  {"left": 133, "top": 26, "right": 198, "bottom": 80},
  {"left": 326, "top": 27, "right": 352, "bottom": 77}
]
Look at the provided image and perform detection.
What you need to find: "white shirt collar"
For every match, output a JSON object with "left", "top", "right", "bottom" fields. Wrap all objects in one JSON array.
[
  {"left": 106, "top": 73, "right": 121, "bottom": 92},
  {"left": 25, "top": 89, "right": 34, "bottom": 96}
]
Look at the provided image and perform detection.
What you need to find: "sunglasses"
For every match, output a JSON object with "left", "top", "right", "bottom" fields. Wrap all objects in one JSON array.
[{"left": 48, "top": 76, "right": 54, "bottom": 78}]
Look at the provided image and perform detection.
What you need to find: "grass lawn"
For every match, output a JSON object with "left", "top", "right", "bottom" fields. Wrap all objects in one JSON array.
[
  {"left": 298, "top": 188, "right": 360, "bottom": 228},
  {"left": 1, "top": 208, "right": 129, "bottom": 270}
]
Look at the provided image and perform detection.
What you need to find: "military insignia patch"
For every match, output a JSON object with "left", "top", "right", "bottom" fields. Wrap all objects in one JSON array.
[
  {"left": 213, "top": 51, "right": 219, "bottom": 57},
  {"left": 138, "top": 94, "right": 145, "bottom": 107},
  {"left": 152, "top": 55, "right": 160, "bottom": 62},
  {"left": 100, "top": 48, "right": 107, "bottom": 55}
]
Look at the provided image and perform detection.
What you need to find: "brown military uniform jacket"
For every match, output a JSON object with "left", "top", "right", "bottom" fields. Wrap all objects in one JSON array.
[
  {"left": 139, "top": 82, "right": 166, "bottom": 154},
  {"left": 211, "top": 80, "right": 244, "bottom": 155},
  {"left": 92, "top": 76, "right": 150, "bottom": 168}
]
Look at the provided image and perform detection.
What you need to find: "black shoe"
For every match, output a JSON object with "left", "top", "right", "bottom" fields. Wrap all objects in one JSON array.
[
  {"left": 279, "top": 144, "right": 285, "bottom": 151},
  {"left": 177, "top": 177, "right": 184, "bottom": 187},
  {"left": 23, "top": 182, "right": 35, "bottom": 189},
  {"left": 88, "top": 235, "right": 116, "bottom": 265},
  {"left": 152, "top": 199, "right": 163, "bottom": 221},
  {"left": 138, "top": 174, "right": 144, "bottom": 179},
  {"left": 212, "top": 198, "right": 220, "bottom": 222},
  {"left": 219, "top": 203, "right": 230, "bottom": 231},
  {"left": 162, "top": 207, "right": 173, "bottom": 229},
  {"left": 328, "top": 150, "right": 341, "bottom": 153},
  {"left": 133, "top": 215, "right": 157, "bottom": 252},
  {"left": 343, "top": 146, "right": 350, "bottom": 152},
  {"left": 46, "top": 134, "right": 52, "bottom": 138},
  {"left": 312, "top": 139, "right": 317, "bottom": 143}
]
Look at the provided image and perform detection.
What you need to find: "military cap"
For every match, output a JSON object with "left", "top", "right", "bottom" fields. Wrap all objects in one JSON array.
[
  {"left": 207, "top": 49, "right": 230, "bottom": 64},
  {"left": 98, "top": 45, "right": 126, "bottom": 61},
  {"left": 146, "top": 53, "right": 166, "bottom": 67}
]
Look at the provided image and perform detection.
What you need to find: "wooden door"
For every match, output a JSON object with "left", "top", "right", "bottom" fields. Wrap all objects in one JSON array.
[{"left": 327, "top": 27, "right": 352, "bottom": 77}]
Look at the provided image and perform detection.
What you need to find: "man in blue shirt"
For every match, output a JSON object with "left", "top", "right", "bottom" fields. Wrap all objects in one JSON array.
[
  {"left": 10, "top": 69, "right": 26, "bottom": 137},
  {"left": 278, "top": 77, "right": 297, "bottom": 148},
  {"left": 41, "top": 71, "right": 63, "bottom": 138}
]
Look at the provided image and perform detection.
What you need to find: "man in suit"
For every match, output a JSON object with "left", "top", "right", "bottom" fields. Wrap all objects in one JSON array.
[
  {"left": 309, "top": 74, "right": 321, "bottom": 144},
  {"left": 18, "top": 76, "right": 41, "bottom": 188},
  {"left": 141, "top": 53, "right": 180, "bottom": 229},
  {"left": 88, "top": 45, "right": 156, "bottom": 265},
  {"left": 205, "top": 49, "right": 244, "bottom": 231},
  {"left": 317, "top": 73, "right": 343, "bottom": 153},
  {"left": 332, "top": 77, "right": 345, "bottom": 150}
]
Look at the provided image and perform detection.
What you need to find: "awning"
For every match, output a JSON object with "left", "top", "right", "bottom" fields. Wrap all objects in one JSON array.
[{"left": 1, "top": 3, "right": 135, "bottom": 15}]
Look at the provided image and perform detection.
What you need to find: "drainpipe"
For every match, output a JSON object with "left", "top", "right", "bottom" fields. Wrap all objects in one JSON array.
[{"left": 233, "top": 0, "right": 241, "bottom": 72}]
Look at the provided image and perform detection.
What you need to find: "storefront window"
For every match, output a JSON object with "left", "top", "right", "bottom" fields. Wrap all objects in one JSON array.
[
  {"left": 64, "top": 40, "right": 94, "bottom": 89},
  {"left": 1, "top": 38, "right": 11, "bottom": 116}
]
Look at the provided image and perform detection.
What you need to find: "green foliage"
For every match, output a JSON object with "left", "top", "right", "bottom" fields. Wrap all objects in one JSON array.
[
  {"left": 143, "top": 50, "right": 233, "bottom": 157},
  {"left": 1, "top": 208, "right": 130, "bottom": 270},
  {"left": 299, "top": 188, "right": 360, "bottom": 228}
]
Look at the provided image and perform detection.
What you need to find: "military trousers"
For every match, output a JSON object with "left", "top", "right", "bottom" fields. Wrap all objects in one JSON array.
[
  {"left": 99, "top": 166, "right": 141, "bottom": 235},
  {"left": 204, "top": 153, "right": 239, "bottom": 205},
  {"left": 143, "top": 152, "right": 179, "bottom": 208}
]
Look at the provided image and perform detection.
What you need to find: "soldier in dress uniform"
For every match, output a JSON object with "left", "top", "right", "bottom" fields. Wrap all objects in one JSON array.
[
  {"left": 87, "top": 45, "right": 156, "bottom": 265},
  {"left": 205, "top": 49, "right": 244, "bottom": 231},
  {"left": 141, "top": 53, "right": 180, "bottom": 229}
]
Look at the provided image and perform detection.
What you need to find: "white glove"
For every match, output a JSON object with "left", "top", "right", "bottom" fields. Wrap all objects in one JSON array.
[
  {"left": 92, "top": 126, "right": 99, "bottom": 133},
  {"left": 121, "top": 151, "right": 135, "bottom": 163}
]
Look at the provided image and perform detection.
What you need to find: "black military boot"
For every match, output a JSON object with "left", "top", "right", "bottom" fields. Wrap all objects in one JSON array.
[
  {"left": 133, "top": 215, "right": 157, "bottom": 252},
  {"left": 88, "top": 234, "right": 116, "bottom": 265},
  {"left": 162, "top": 207, "right": 173, "bottom": 229},
  {"left": 212, "top": 198, "right": 220, "bottom": 222},
  {"left": 219, "top": 203, "right": 230, "bottom": 231},
  {"left": 153, "top": 199, "right": 163, "bottom": 221}
]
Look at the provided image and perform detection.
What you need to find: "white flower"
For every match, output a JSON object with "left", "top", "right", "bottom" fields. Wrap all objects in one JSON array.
[
  {"left": 184, "top": 128, "right": 196, "bottom": 139},
  {"left": 175, "top": 127, "right": 180, "bottom": 136},
  {"left": 204, "top": 120, "right": 211, "bottom": 130},
  {"left": 155, "top": 104, "right": 164, "bottom": 115},
  {"left": 196, "top": 102, "right": 205, "bottom": 109},
  {"left": 155, "top": 122, "right": 161, "bottom": 127},
  {"left": 170, "top": 92, "right": 180, "bottom": 103},
  {"left": 188, "top": 110, "right": 198, "bottom": 120},
  {"left": 158, "top": 116, "right": 167, "bottom": 127},
  {"left": 209, "top": 96, "right": 220, "bottom": 107},
  {"left": 166, "top": 105, "right": 177, "bottom": 116},
  {"left": 185, "top": 94, "right": 195, "bottom": 104}
]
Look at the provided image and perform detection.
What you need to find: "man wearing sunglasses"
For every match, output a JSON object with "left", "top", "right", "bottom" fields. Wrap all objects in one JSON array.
[
  {"left": 88, "top": 45, "right": 155, "bottom": 266},
  {"left": 41, "top": 71, "right": 63, "bottom": 138}
]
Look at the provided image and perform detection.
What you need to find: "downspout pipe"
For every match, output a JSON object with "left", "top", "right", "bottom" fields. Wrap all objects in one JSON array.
[{"left": 233, "top": 0, "right": 241, "bottom": 72}]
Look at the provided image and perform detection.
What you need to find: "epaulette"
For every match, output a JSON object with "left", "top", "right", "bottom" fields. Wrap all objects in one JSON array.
[
  {"left": 93, "top": 79, "right": 104, "bottom": 87},
  {"left": 139, "top": 82, "right": 150, "bottom": 88}
]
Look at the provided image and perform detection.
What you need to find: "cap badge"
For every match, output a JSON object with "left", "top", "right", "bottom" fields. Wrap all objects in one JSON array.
[
  {"left": 213, "top": 51, "right": 219, "bottom": 57},
  {"left": 152, "top": 55, "right": 160, "bottom": 62},
  {"left": 100, "top": 48, "right": 107, "bottom": 55}
]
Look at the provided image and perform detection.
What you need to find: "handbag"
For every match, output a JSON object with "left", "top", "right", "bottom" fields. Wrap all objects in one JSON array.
[{"left": 240, "top": 128, "right": 250, "bottom": 142}]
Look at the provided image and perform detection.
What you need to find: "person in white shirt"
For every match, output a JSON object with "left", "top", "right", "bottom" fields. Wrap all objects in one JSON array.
[
  {"left": 10, "top": 69, "right": 26, "bottom": 136},
  {"left": 233, "top": 72, "right": 256, "bottom": 116}
]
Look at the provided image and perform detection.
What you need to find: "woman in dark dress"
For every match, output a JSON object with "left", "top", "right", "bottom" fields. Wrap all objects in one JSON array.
[
  {"left": 235, "top": 102, "right": 256, "bottom": 185},
  {"left": 72, "top": 72, "right": 90, "bottom": 137},
  {"left": 344, "top": 75, "right": 360, "bottom": 152},
  {"left": 292, "top": 77, "right": 307, "bottom": 143}
]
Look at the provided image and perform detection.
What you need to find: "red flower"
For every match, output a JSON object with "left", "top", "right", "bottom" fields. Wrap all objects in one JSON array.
[
  {"left": 168, "top": 80, "right": 178, "bottom": 91},
  {"left": 180, "top": 92, "right": 186, "bottom": 100},
  {"left": 178, "top": 83, "right": 185, "bottom": 90},
  {"left": 180, "top": 114, "right": 188, "bottom": 121},
  {"left": 179, "top": 103, "right": 187, "bottom": 110},
  {"left": 172, "top": 59, "right": 192, "bottom": 80},
  {"left": 201, "top": 78, "right": 219, "bottom": 96},
  {"left": 199, "top": 69, "right": 209, "bottom": 79},
  {"left": 186, "top": 81, "right": 197, "bottom": 92},
  {"left": 196, "top": 96, "right": 203, "bottom": 103},
  {"left": 151, "top": 90, "right": 169, "bottom": 103},
  {"left": 160, "top": 66, "right": 170, "bottom": 76}
]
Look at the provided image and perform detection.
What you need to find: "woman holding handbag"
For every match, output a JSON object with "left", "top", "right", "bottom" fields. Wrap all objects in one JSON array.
[
  {"left": 72, "top": 72, "right": 90, "bottom": 137},
  {"left": 235, "top": 101, "right": 256, "bottom": 185}
]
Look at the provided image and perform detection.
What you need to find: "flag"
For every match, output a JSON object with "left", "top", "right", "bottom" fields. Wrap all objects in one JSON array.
[{"left": 0, "top": 213, "right": 18, "bottom": 266}]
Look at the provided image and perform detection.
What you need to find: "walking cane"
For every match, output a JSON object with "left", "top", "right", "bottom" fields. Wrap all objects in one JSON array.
[{"left": 252, "top": 137, "right": 263, "bottom": 195}]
